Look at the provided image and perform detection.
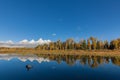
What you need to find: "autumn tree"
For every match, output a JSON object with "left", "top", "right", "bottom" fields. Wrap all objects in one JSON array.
[
  {"left": 117, "top": 38, "right": 120, "bottom": 49},
  {"left": 110, "top": 40, "right": 118, "bottom": 49},
  {"left": 49, "top": 42, "right": 55, "bottom": 50},
  {"left": 87, "top": 39, "right": 91, "bottom": 50},
  {"left": 74, "top": 42, "right": 81, "bottom": 50},
  {"left": 104, "top": 40, "right": 109, "bottom": 49},
  {"left": 96, "top": 40, "right": 104, "bottom": 50},
  {"left": 66, "top": 38, "right": 74, "bottom": 49},
  {"left": 90, "top": 37, "right": 97, "bottom": 50},
  {"left": 35, "top": 36, "right": 120, "bottom": 50},
  {"left": 56, "top": 40, "right": 62, "bottom": 50},
  {"left": 81, "top": 40, "right": 87, "bottom": 50}
]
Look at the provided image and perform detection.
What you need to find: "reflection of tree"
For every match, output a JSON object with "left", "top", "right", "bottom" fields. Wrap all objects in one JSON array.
[
  {"left": 91, "top": 56, "right": 98, "bottom": 68},
  {"left": 111, "top": 57, "right": 120, "bottom": 66},
  {"left": 56, "top": 55, "right": 62, "bottom": 64},
  {"left": 80, "top": 56, "right": 87, "bottom": 65},
  {"left": 97, "top": 56, "right": 104, "bottom": 65},
  {"left": 88, "top": 56, "right": 92, "bottom": 66},
  {"left": 36, "top": 54, "right": 120, "bottom": 68},
  {"left": 66, "top": 55, "right": 75, "bottom": 66},
  {"left": 105, "top": 57, "right": 109, "bottom": 64}
]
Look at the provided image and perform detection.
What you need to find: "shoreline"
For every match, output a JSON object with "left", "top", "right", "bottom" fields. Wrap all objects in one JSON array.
[{"left": 0, "top": 49, "right": 120, "bottom": 57}]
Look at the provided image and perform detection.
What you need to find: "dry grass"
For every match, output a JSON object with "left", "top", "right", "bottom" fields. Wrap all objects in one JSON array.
[{"left": 0, "top": 49, "right": 120, "bottom": 57}]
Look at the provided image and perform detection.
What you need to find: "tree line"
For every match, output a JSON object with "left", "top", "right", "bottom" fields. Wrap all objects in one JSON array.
[{"left": 35, "top": 37, "right": 120, "bottom": 50}]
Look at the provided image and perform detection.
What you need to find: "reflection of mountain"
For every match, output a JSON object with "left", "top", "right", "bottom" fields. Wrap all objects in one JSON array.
[
  {"left": 0, "top": 54, "right": 49, "bottom": 63},
  {"left": 37, "top": 54, "right": 120, "bottom": 67},
  {"left": 0, "top": 54, "right": 120, "bottom": 67}
]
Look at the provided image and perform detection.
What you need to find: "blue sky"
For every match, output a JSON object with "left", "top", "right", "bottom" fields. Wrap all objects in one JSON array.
[{"left": 0, "top": 0, "right": 120, "bottom": 42}]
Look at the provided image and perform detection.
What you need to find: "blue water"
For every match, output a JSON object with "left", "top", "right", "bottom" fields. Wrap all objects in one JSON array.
[{"left": 0, "top": 54, "right": 120, "bottom": 80}]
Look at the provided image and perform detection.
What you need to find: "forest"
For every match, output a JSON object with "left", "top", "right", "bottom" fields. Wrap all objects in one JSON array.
[{"left": 35, "top": 37, "right": 120, "bottom": 50}]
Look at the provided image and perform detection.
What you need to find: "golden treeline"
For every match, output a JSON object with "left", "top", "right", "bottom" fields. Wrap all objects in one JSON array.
[{"left": 35, "top": 37, "right": 120, "bottom": 50}]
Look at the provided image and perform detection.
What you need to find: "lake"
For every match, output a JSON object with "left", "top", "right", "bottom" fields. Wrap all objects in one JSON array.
[{"left": 0, "top": 54, "right": 120, "bottom": 80}]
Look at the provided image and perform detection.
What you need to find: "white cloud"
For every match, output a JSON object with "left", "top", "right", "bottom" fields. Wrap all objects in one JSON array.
[
  {"left": 19, "top": 39, "right": 29, "bottom": 44},
  {"left": 19, "top": 38, "right": 51, "bottom": 45},
  {"left": 52, "top": 33, "right": 56, "bottom": 36},
  {"left": 6, "top": 40, "right": 14, "bottom": 44},
  {"left": 29, "top": 39, "right": 35, "bottom": 44},
  {"left": 0, "top": 40, "right": 14, "bottom": 44},
  {"left": 0, "top": 38, "right": 51, "bottom": 48}
]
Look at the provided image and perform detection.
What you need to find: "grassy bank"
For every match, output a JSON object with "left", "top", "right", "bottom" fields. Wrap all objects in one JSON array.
[{"left": 0, "top": 49, "right": 120, "bottom": 57}]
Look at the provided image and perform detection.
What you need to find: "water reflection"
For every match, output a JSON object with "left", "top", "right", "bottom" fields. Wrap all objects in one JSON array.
[
  {"left": 0, "top": 54, "right": 120, "bottom": 80},
  {"left": 0, "top": 54, "right": 120, "bottom": 68},
  {"left": 0, "top": 54, "right": 49, "bottom": 63},
  {"left": 37, "top": 54, "right": 120, "bottom": 68}
]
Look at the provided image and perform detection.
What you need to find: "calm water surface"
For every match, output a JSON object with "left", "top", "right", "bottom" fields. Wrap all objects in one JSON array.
[{"left": 0, "top": 54, "right": 120, "bottom": 80}]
